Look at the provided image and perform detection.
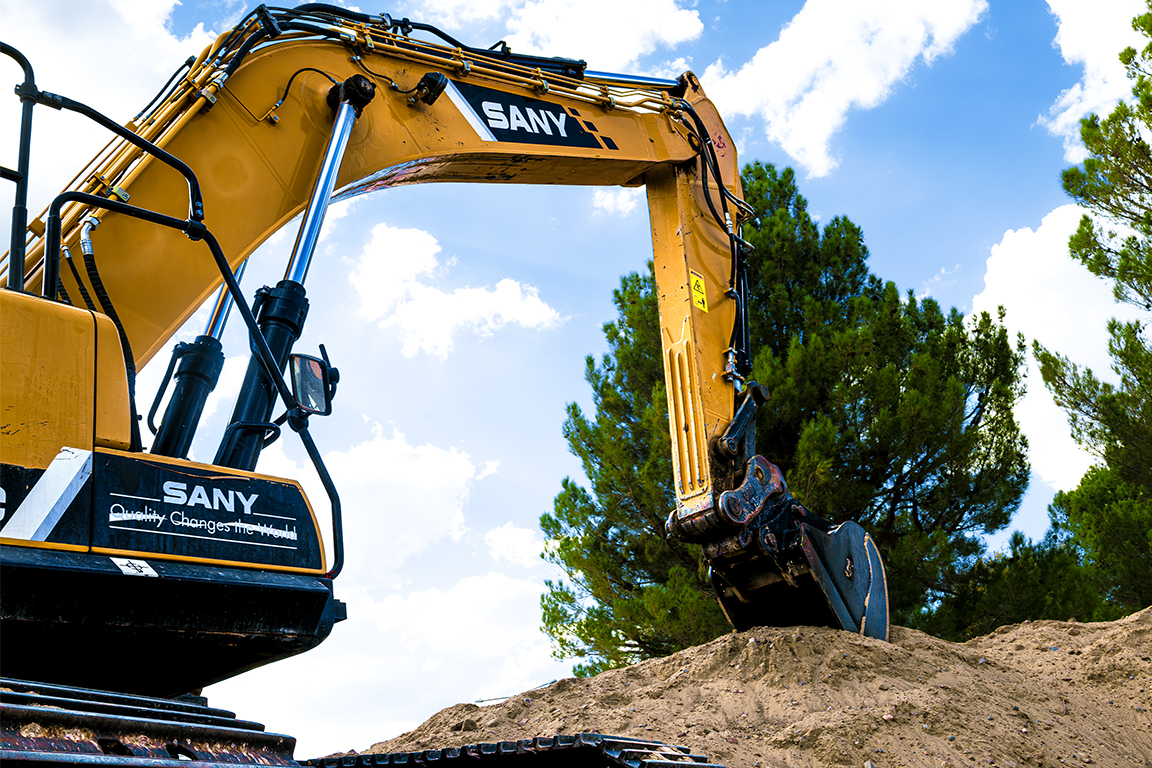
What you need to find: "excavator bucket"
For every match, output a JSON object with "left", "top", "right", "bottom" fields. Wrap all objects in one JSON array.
[
  {"left": 707, "top": 512, "right": 889, "bottom": 641},
  {"left": 800, "top": 521, "right": 889, "bottom": 641}
]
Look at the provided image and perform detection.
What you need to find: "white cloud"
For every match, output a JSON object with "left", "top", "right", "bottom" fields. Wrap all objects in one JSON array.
[
  {"left": 350, "top": 223, "right": 442, "bottom": 314},
  {"left": 249, "top": 423, "right": 482, "bottom": 589},
  {"left": 323, "top": 425, "right": 478, "bottom": 584},
  {"left": 592, "top": 187, "right": 644, "bottom": 216},
  {"left": 645, "top": 56, "right": 693, "bottom": 81},
  {"left": 917, "top": 263, "right": 961, "bottom": 299},
  {"left": 319, "top": 198, "right": 359, "bottom": 244},
  {"left": 206, "top": 571, "right": 568, "bottom": 757},
  {"left": 367, "top": 572, "right": 546, "bottom": 655},
  {"left": 349, "top": 223, "right": 562, "bottom": 359},
  {"left": 484, "top": 522, "right": 545, "bottom": 568},
  {"left": 360, "top": 571, "right": 564, "bottom": 706},
  {"left": 108, "top": 0, "right": 194, "bottom": 37},
  {"left": 264, "top": 226, "right": 291, "bottom": 248},
  {"left": 1039, "top": 0, "right": 1146, "bottom": 162},
  {"left": 702, "top": 0, "right": 987, "bottom": 177},
  {"left": 971, "top": 204, "right": 1143, "bottom": 492},
  {"left": 0, "top": 1, "right": 216, "bottom": 252},
  {"left": 384, "top": 279, "right": 561, "bottom": 358},
  {"left": 408, "top": 0, "right": 516, "bottom": 29},
  {"left": 504, "top": 0, "right": 702, "bottom": 73}
]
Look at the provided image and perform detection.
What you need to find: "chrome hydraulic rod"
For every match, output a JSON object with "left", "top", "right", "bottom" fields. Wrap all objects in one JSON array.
[
  {"left": 283, "top": 100, "right": 356, "bottom": 285},
  {"left": 204, "top": 259, "right": 247, "bottom": 338},
  {"left": 584, "top": 70, "right": 680, "bottom": 89}
]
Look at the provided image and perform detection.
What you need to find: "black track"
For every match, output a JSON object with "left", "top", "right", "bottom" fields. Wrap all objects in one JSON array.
[{"left": 1, "top": 678, "right": 724, "bottom": 768}]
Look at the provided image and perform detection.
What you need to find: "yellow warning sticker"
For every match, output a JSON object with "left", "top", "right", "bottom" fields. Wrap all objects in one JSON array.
[{"left": 689, "top": 269, "right": 709, "bottom": 312}]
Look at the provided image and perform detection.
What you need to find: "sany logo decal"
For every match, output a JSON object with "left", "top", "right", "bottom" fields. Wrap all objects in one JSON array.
[
  {"left": 444, "top": 79, "right": 605, "bottom": 150},
  {"left": 480, "top": 101, "right": 568, "bottom": 137},
  {"left": 162, "top": 481, "right": 259, "bottom": 515}
]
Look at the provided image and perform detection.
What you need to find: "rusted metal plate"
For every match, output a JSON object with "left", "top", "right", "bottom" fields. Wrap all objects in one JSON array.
[{"left": 0, "top": 678, "right": 294, "bottom": 766}]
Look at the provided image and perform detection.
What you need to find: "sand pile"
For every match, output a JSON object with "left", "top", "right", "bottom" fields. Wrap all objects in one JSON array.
[{"left": 362, "top": 608, "right": 1151, "bottom": 767}]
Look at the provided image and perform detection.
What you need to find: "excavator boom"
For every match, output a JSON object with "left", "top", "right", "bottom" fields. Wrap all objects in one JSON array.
[{"left": 1, "top": 3, "right": 887, "bottom": 763}]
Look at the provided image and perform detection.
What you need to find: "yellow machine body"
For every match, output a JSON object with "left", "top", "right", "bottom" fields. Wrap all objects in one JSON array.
[
  {"left": 0, "top": 6, "right": 886, "bottom": 700},
  {"left": 1, "top": 288, "right": 132, "bottom": 469}
]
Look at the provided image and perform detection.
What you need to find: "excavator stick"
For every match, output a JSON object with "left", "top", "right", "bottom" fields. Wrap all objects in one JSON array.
[{"left": 642, "top": 106, "right": 892, "bottom": 640}]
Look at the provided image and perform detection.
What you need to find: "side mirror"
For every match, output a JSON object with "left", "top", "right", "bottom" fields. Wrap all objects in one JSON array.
[{"left": 288, "top": 353, "right": 332, "bottom": 416}]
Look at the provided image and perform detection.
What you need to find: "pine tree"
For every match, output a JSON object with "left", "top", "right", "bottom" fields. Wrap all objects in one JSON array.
[
  {"left": 907, "top": 530, "right": 1108, "bottom": 641},
  {"left": 541, "top": 163, "right": 1029, "bottom": 674},
  {"left": 1049, "top": 466, "right": 1151, "bottom": 615},
  {"left": 1032, "top": 2, "right": 1152, "bottom": 616}
]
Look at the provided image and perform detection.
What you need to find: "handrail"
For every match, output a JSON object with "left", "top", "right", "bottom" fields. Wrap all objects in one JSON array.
[{"left": 1, "top": 42, "right": 38, "bottom": 292}]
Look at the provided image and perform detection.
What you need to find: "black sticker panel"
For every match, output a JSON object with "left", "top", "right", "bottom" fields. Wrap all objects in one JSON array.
[
  {"left": 0, "top": 463, "right": 91, "bottom": 546},
  {"left": 451, "top": 80, "right": 609, "bottom": 150},
  {"left": 90, "top": 453, "right": 322, "bottom": 570}
]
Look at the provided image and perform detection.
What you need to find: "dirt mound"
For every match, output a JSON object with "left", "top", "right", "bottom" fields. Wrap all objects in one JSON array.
[{"left": 362, "top": 609, "right": 1152, "bottom": 767}]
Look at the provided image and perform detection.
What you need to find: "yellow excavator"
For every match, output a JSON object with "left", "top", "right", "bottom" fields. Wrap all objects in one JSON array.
[{"left": 1, "top": 5, "right": 887, "bottom": 765}]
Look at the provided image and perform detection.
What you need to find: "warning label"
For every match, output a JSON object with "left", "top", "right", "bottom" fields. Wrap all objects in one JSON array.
[{"left": 689, "top": 270, "right": 709, "bottom": 312}]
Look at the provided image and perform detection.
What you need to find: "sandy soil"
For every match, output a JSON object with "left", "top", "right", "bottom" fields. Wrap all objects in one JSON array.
[{"left": 359, "top": 608, "right": 1151, "bottom": 768}]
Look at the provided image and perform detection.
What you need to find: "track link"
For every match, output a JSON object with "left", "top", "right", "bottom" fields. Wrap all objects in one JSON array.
[
  {"left": 0, "top": 677, "right": 294, "bottom": 767},
  {"left": 306, "top": 734, "right": 726, "bottom": 768}
]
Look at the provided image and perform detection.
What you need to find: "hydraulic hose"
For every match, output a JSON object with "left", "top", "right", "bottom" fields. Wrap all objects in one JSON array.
[
  {"left": 221, "top": 27, "right": 272, "bottom": 80},
  {"left": 291, "top": 3, "right": 375, "bottom": 24},
  {"left": 62, "top": 246, "right": 97, "bottom": 311},
  {"left": 55, "top": 276, "right": 71, "bottom": 305},
  {"left": 133, "top": 56, "right": 195, "bottom": 122},
  {"left": 678, "top": 100, "right": 754, "bottom": 378},
  {"left": 81, "top": 217, "right": 143, "bottom": 451}
]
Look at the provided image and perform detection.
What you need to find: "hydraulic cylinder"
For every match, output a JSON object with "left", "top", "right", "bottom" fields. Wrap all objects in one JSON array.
[{"left": 213, "top": 75, "right": 374, "bottom": 471}]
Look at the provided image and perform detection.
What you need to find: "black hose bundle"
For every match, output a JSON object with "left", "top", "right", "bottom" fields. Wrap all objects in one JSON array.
[{"left": 83, "top": 245, "right": 143, "bottom": 451}]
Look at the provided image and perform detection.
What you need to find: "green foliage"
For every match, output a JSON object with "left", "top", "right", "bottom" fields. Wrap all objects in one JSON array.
[
  {"left": 1032, "top": 0, "right": 1152, "bottom": 619},
  {"left": 744, "top": 164, "right": 1030, "bottom": 625},
  {"left": 755, "top": 286, "right": 1030, "bottom": 616},
  {"left": 1034, "top": 320, "right": 1152, "bottom": 491},
  {"left": 540, "top": 267, "right": 731, "bottom": 677},
  {"left": 1050, "top": 465, "right": 1152, "bottom": 615},
  {"left": 541, "top": 162, "right": 1029, "bottom": 674},
  {"left": 906, "top": 531, "right": 1108, "bottom": 642},
  {"left": 1060, "top": 5, "right": 1152, "bottom": 314},
  {"left": 1046, "top": 0, "right": 1152, "bottom": 490}
]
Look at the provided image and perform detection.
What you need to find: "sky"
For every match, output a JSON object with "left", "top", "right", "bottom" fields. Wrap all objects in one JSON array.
[{"left": 1, "top": 0, "right": 1145, "bottom": 758}]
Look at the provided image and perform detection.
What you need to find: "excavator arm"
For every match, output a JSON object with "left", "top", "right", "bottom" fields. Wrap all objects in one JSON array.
[{"left": 0, "top": 3, "right": 886, "bottom": 700}]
